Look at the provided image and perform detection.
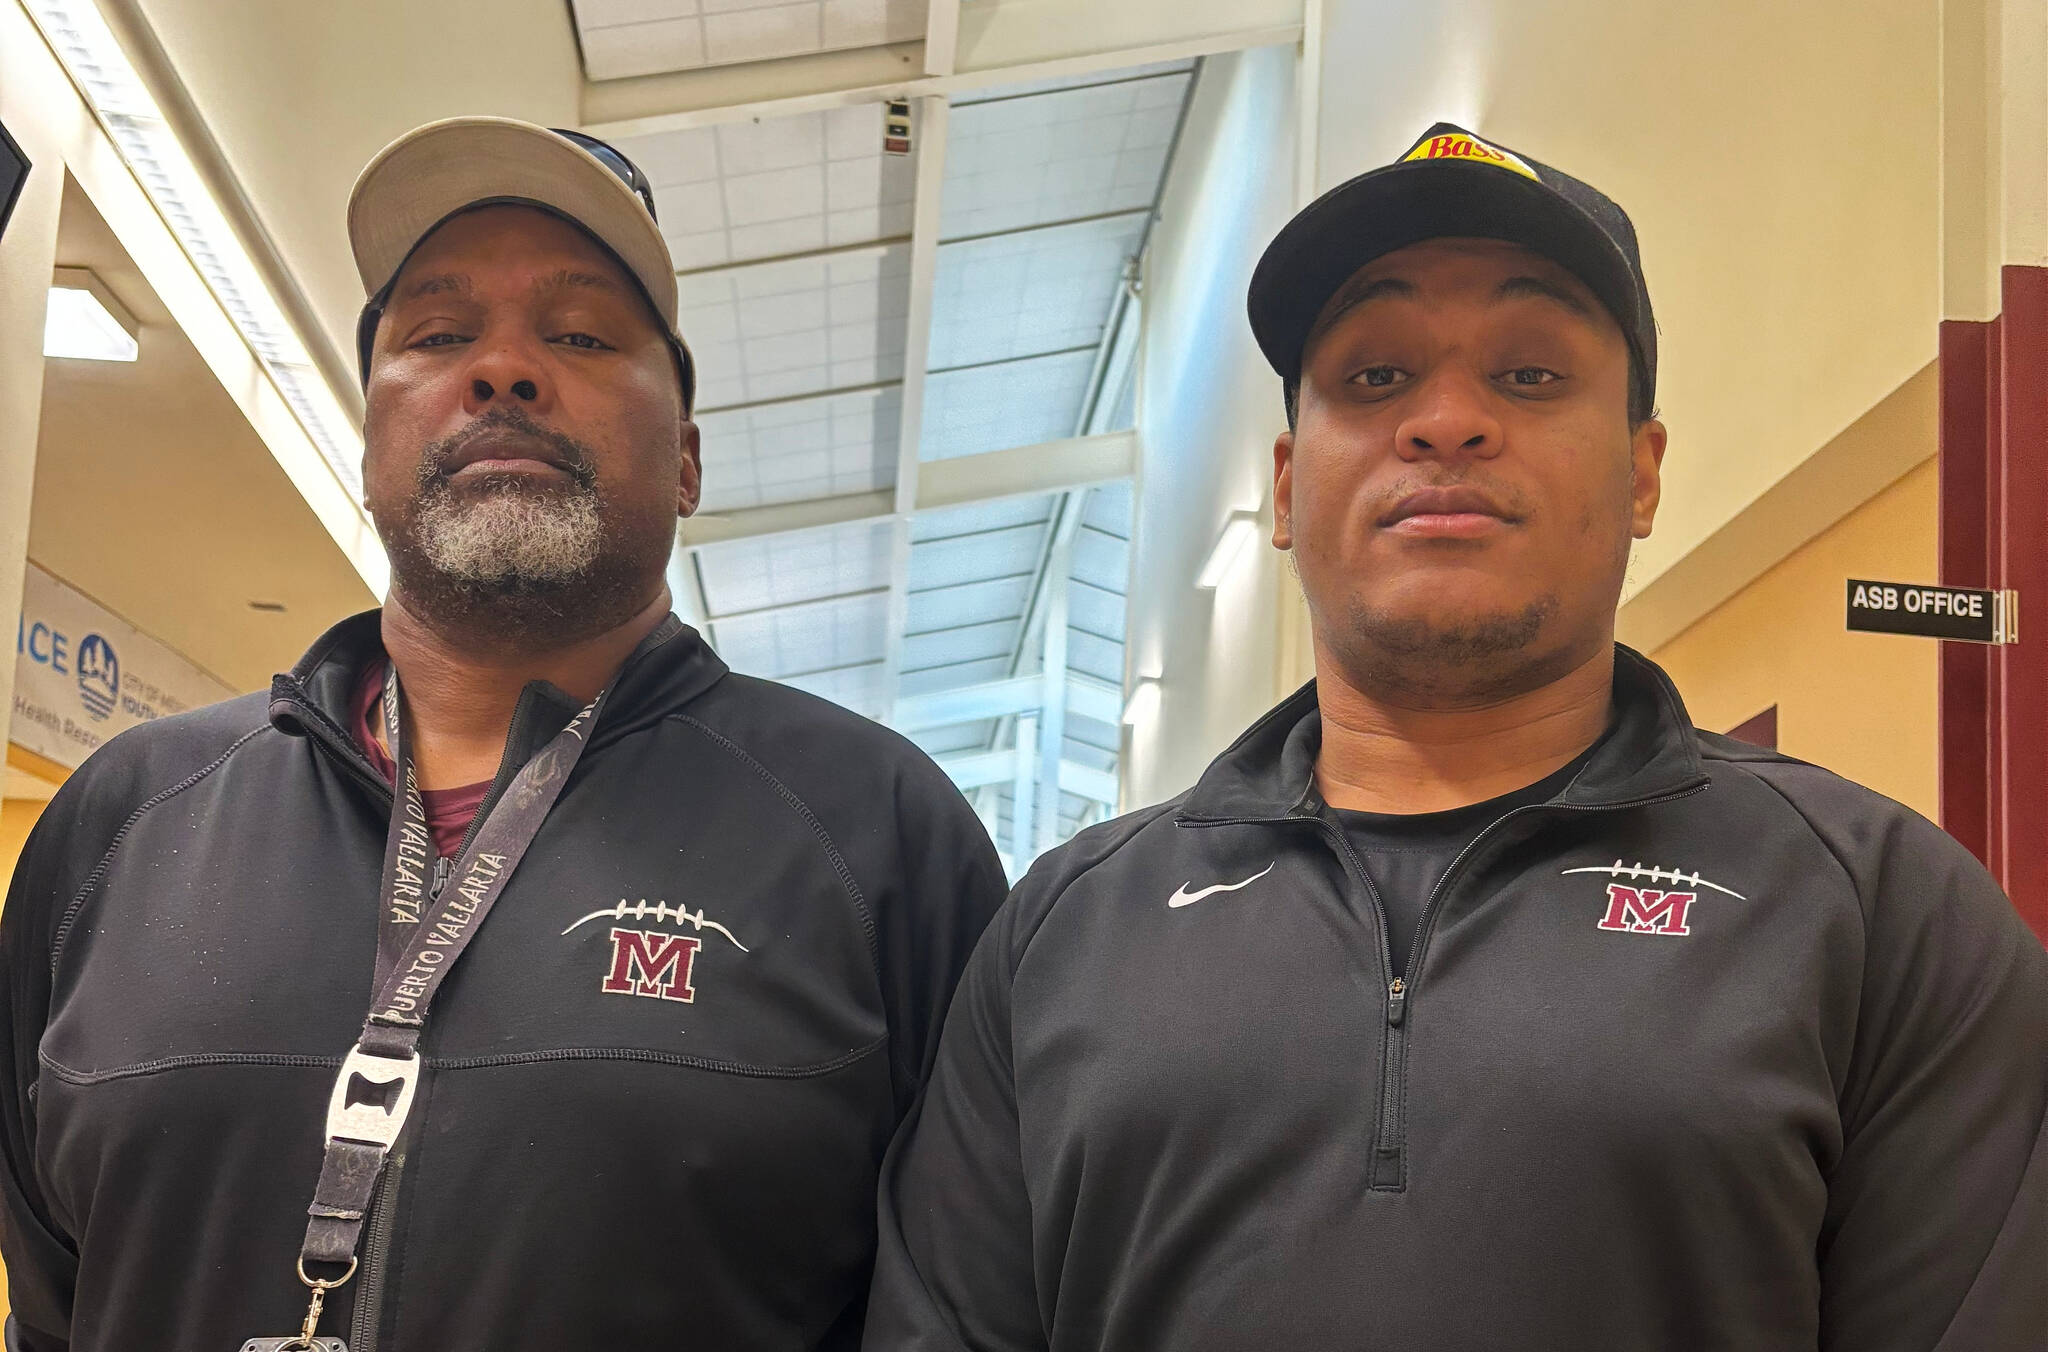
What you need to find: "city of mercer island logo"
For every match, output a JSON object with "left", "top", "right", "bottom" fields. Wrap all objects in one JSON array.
[
  {"left": 1562, "top": 861, "right": 1747, "bottom": 937},
  {"left": 560, "top": 900, "right": 749, "bottom": 1004}
]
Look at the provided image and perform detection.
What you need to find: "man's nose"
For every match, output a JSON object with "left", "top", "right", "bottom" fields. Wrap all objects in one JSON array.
[
  {"left": 461, "top": 329, "right": 554, "bottom": 414},
  {"left": 1392, "top": 369, "right": 1503, "bottom": 463}
]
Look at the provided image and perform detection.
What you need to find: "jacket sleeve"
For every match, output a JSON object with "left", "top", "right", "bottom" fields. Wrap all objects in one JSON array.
[
  {"left": 1, "top": 784, "right": 100, "bottom": 1352},
  {"left": 876, "top": 755, "right": 1012, "bottom": 1118},
  {"left": 1817, "top": 810, "right": 2048, "bottom": 1352},
  {"left": 866, "top": 888, "right": 1044, "bottom": 1352}
]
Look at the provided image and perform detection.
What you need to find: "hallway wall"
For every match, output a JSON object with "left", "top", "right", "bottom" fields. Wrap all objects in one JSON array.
[
  {"left": 1652, "top": 458, "right": 1940, "bottom": 820},
  {"left": 1124, "top": 45, "right": 1305, "bottom": 808}
]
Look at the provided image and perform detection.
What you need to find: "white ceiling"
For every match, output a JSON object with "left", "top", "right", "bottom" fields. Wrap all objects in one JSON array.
[
  {"left": 652, "top": 58, "right": 1190, "bottom": 866},
  {"left": 573, "top": 0, "right": 928, "bottom": 81},
  {"left": 30, "top": 178, "right": 377, "bottom": 694}
]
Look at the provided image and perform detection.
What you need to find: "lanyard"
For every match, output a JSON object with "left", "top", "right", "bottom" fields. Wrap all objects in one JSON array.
[{"left": 273, "top": 617, "right": 679, "bottom": 1348}]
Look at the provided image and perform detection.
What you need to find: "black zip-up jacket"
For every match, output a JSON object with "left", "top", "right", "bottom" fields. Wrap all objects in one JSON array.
[
  {"left": 0, "top": 610, "right": 1007, "bottom": 1351},
  {"left": 867, "top": 647, "right": 2048, "bottom": 1351}
]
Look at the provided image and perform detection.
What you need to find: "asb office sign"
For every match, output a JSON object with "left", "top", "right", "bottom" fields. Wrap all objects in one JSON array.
[{"left": 12, "top": 563, "right": 235, "bottom": 770}]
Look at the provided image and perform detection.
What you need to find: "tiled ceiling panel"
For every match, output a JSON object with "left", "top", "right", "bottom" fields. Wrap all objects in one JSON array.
[
  {"left": 910, "top": 495, "right": 1053, "bottom": 543},
  {"left": 709, "top": 589, "right": 890, "bottom": 676},
  {"left": 920, "top": 347, "right": 1096, "bottom": 461},
  {"left": 927, "top": 212, "right": 1145, "bottom": 371},
  {"left": 907, "top": 521, "right": 1048, "bottom": 593},
  {"left": 900, "top": 656, "right": 1010, "bottom": 698},
  {"left": 908, "top": 574, "right": 1032, "bottom": 633},
  {"left": 696, "top": 386, "right": 899, "bottom": 513},
  {"left": 681, "top": 243, "right": 910, "bottom": 410},
  {"left": 694, "top": 515, "right": 894, "bottom": 614},
  {"left": 575, "top": 0, "right": 927, "bottom": 81},
  {"left": 620, "top": 105, "right": 915, "bottom": 272},
  {"left": 952, "top": 59, "right": 1197, "bottom": 106},
  {"left": 782, "top": 660, "right": 890, "bottom": 720},
  {"left": 940, "top": 71, "right": 1191, "bottom": 240}
]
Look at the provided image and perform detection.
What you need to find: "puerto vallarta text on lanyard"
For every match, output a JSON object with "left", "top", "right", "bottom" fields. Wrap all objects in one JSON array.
[{"left": 250, "top": 619, "right": 677, "bottom": 1351}]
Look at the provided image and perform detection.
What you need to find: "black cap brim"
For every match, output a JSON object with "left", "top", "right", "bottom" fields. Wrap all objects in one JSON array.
[{"left": 1248, "top": 158, "right": 1648, "bottom": 388}]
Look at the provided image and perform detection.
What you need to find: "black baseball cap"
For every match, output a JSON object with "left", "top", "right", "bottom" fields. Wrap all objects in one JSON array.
[{"left": 1248, "top": 123, "right": 1655, "bottom": 417}]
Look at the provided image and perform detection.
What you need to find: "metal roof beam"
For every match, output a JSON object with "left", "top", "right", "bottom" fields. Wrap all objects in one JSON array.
[
  {"left": 939, "top": 748, "right": 1117, "bottom": 807},
  {"left": 895, "top": 672, "right": 1121, "bottom": 732},
  {"left": 579, "top": 13, "right": 1299, "bottom": 139},
  {"left": 677, "top": 430, "right": 1135, "bottom": 550}
]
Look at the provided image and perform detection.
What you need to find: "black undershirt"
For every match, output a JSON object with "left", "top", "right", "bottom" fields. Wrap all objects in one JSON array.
[{"left": 1325, "top": 747, "right": 1597, "bottom": 980}]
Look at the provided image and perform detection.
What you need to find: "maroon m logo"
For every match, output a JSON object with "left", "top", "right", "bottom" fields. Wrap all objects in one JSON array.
[
  {"left": 1596, "top": 884, "right": 1698, "bottom": 936},
  {"left": 602, "top": 927, "right": 702, "bottom": 1002}
]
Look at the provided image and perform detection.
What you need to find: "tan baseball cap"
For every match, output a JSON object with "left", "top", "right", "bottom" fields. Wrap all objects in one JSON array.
[{"left": 347, "top": 116, "right": 695, "bottom": 408}]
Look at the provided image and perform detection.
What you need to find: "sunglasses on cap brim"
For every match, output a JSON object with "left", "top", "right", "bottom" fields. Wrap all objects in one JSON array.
[{"left": 353, "top": 130, "right": 694, "bottom": 407}]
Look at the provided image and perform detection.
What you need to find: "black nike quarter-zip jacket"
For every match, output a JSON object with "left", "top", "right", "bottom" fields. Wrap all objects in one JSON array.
[
  {"left": 0, "top": 610, "right": 1007, "bottom": 1351},
  {"left": 867, "top": 646, "right": 2048, "bottom": 1352}
]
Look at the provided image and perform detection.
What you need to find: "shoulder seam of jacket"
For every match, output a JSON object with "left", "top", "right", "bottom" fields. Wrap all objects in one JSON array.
[
  {"left": 1007, "top": 800, "right": 1181, "bottom": 976},
  {"left": 666, "top": 712, "right": 880, "bottom": 979},
  {"left": 49, "top": 724, "right": 272, "bottom": 975}
]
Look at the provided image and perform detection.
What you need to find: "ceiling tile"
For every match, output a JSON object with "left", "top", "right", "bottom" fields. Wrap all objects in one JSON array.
[
  {"left": 912, "top": 494, "right": 1053, "bottom": 542},
  {"left": 579, "top": 16, "right": 708, "bottom": 79},
  {"left": 928, "top": 212, "right": 1144, "bottom": 370},
  {"left": 695, "top": 386, "right": 899, "bottom": 512},
  {"left": 940, "top": 71, "right": 1190, "bottom": 239},
  {"left": 1071, "top": 523, "right": 1130, "bottom": 595},
  {"left": 694, "top": 515, "right": 894, "bottom": 613},
  {"left": 710, "top": 589, "right": 889, "bottom": 676},
  {"left": 623, "top": 104, "right": 915, "bottom": 271},
  {"left": 908, "top": 575, "right": 1032, "bottom": 632},
  {"left": 909, "top": 521, "right": 1046, "bottom": 592},
  {"left": 919, "top": 348, "right": 1096, "bottom": 461},
  {"left": 681, "top": 243, "right": 910, "bottom": 410},
  {"left": 782, "top": 660, "right": 890, "bottom": 720}
]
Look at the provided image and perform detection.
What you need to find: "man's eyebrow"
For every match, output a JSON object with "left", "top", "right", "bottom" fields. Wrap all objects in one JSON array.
[
  {"left": 1310, "top": 275, "right": 1416, "bottom": 340},
  {"left": 396, "top": 273, "right": 470, "bottom": 302},
  {"left": 544, "top": 268, "right": 623, "bottom": 294},
  {"left": 1494, "top": 275, "right": 1595, "bottom": 318}
]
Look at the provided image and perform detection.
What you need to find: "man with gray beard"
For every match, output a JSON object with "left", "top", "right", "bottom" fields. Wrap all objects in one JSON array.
[
  {"left": 0, "top": 118, "right": 1007, "bottom": 1352},
  {"left": 867, "top": 124, "right": 2047, "bottom": 1351}
]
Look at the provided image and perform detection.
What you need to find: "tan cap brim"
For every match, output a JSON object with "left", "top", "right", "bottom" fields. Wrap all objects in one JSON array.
[{"left": 348, "top": 117, "right": 688, "bottom": 385}]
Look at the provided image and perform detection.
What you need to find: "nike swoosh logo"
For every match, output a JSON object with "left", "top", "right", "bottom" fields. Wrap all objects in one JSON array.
[{"left": 1169, "top": 862, "right": 1277, "bottom": 908}]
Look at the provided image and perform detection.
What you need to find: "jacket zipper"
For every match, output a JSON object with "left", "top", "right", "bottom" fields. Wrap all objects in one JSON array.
[
  {"left": 1185, "top": 781, "right": 1709, "bottom": 1192},
  {"left": 336, "top": 709, "right": 520, "bottom": 1349},
  {"left": 348, "top": 1150, "right": 405, "bottom": 1352}
]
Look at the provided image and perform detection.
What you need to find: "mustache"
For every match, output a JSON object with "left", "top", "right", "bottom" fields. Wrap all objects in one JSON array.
[
  {"left": 1372, "top": 475, "right": 1530, "bottom": 520},
  {"left": 418, "top": 409, "right": 599, "bottom": 491}
]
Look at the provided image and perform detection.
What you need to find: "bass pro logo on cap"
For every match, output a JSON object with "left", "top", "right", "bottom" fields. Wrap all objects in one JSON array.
[{"left": 1401, "top": 127, "right": 1539, "bottom": 181}]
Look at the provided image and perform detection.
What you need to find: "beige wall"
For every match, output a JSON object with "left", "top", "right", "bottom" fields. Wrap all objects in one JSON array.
[
  {"left": 1315, "top": 0, "right": 1941, "bottom": 641},
  {"left": 1651, "top": 459, "right": 1940, "bottom": 820}
]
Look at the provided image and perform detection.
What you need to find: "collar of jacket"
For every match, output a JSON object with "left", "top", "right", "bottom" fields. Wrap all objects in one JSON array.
[
  {"left": 1176, "top": 644, "right": 1709, "bottom": 824},
  {"left": 265, "top": 608, "right": 730, "bottom": 780}
]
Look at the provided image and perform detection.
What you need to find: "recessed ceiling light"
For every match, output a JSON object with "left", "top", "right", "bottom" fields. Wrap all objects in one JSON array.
[{"left": 44, "top": 267, "right": 138, "bottom": 362}]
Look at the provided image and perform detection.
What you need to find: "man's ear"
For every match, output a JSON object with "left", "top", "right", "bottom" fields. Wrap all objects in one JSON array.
[
  {"left": 1272, "top": 428, "right": 1297, "bottom": 551},
  {"left": 1629, "top": 418, "right": 1666, "bottom": 539},
  {"left": 677, "top": 419, "right": 703, "bottom": 519}
]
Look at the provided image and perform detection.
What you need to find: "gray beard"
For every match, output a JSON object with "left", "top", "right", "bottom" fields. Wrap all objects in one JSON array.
[{"left": 414, "top": 478, "right": 605, "bottom": 587}]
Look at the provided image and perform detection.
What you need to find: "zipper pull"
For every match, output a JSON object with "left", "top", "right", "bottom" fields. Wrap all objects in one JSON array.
[
  {"left": 1387, "top": 978, "right": 1407, "bottom": 1026},
  {"left": 430, "top": 854, "right": 453, "bottom": 901}
]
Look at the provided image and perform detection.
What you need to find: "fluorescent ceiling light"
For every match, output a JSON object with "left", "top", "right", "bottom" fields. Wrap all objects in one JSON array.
[
  {"left": 1197, "top": 511, "right": 1261, "bottom": 590},
  {"left": 1121, "top": 677, "right": 1160, "bottom": 727},
  {"left": 44, "top": 267, "right": 138, "bottom": 361},
  {"left": 24, "top": 0, "right": 364, "bottom": 492}
]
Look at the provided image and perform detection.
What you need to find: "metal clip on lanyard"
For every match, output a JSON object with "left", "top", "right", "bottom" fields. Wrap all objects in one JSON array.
[{"left": 259, "top": 620, "right": 678, "bottom": 1350}]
